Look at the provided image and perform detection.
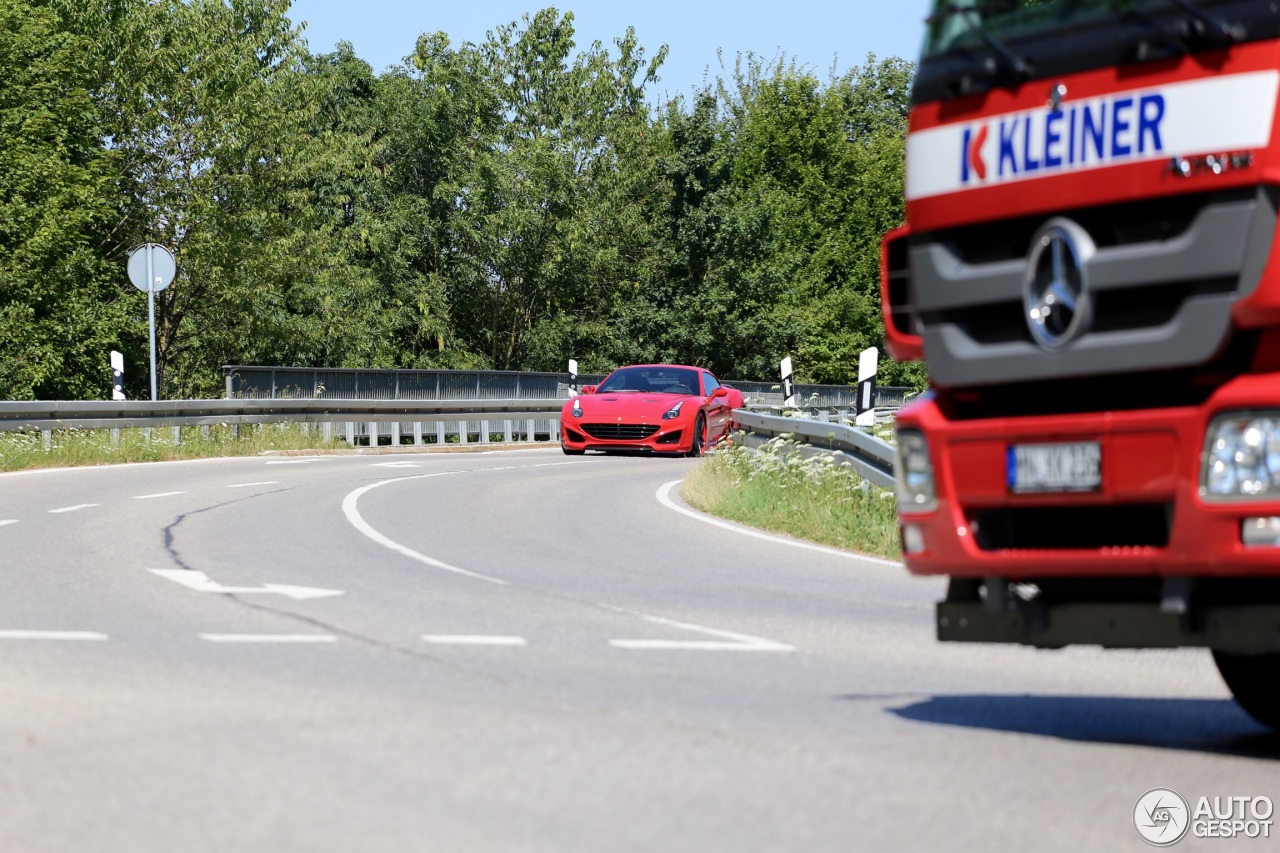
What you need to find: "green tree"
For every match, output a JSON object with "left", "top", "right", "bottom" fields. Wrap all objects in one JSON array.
[{"left": 0, "top": 0, "right": 129, "bottom": 399}]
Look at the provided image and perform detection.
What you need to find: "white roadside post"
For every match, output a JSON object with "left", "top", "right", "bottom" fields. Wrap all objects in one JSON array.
[
  {"left": 110, "top": 350, "right": 125, "bottom": 401},
  {"left": 780, "top": 357, "right": 796, "bottom": 409},
  {"left": 855, "top": 346, "right": 879, "bottom": 428},
  {"left": 126, "top": 243, "right": 176, "bottom": 401},
  {"left": 568, "top": 358, "right": 579, "bottom": 397}
]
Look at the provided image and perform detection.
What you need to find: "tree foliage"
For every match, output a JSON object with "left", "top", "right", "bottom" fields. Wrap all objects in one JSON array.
[{"left": 0, "top": 2, "right": 921, "bottom": 399}]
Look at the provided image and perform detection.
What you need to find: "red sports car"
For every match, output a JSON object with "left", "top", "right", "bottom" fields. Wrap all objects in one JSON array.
[{"left": 560, "top": 364, "right": 745, "bottom": 456}]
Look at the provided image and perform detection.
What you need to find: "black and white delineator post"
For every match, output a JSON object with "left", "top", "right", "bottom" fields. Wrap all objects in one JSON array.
[
  {"left": 780, "top": 356, "right": 796, "bottom": 408},
  {"left": 568, "top": 358, "right": 579, "bottom": 396},
  {"left": 126, "top": 243, "right": 176, "bottom": 401},
  {"left": 110, "top": 350, "right": 125, "bottom": 401},
  {"left": 855, "top": 346, "right": 879, "bottom": 428}
]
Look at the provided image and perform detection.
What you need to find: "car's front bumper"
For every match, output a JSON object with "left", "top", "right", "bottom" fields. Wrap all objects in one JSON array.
[{"left": 560, "top": 419, "right": 691, "bottom": 454}]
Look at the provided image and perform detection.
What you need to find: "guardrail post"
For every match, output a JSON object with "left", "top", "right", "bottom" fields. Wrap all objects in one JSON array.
[
  {"left": 436, "top": 422, "right": 446, "bottom": 445},
  {"left": 480, "top": 419, "right": 490, "bottom": 444},
  {"left": 503, "top": 420, "right": 513, "bottom": 443},
  {"left": 143, "top": 427, "right": 152, "bottom": 443},
  {"left": 172, "top": 426, "right": 181, "bottom": 445},
  {"left": 345, "top": 422, "right": 354, "bottom": 445},
  {"left": 413, "top": 422, "right": 423, "bottom": 446},
  {"left": 369, "top": 421, "right": 378, "bottom": 447},
  {"left": 391, "top": 422, "right": 401, "bottom": 446},
  {"left": 41, "top": 429, "right": 51, "bottom": 451},
  {"left": 321, "top": 422, "right": 332, "bottom": 443},
  {"left": 458, "top": 420, "right": 468, "bottom": 445},
  {"left": 110, "top": 428, "right": 120, "bottom": 448},
  {"left": 551, "top": 418, "right": 559, "bottom": 442},
  {"left": 201, "top": 425, "right": 210, "bottom": 440}
]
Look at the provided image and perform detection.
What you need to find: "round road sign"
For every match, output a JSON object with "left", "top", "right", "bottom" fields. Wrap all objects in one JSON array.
[{"left": 127, "top": 243, "right": 176, "bottom": 293}]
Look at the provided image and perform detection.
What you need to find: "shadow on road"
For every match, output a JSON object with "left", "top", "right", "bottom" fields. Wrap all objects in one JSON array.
[{"left": 850, "top": 694, "right": 1280, "bottom": 759}]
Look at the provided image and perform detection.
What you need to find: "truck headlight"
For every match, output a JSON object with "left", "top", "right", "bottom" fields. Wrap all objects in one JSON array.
[
  {"left": 1202, "top": 413, "right": 1280, "bottom": 500},
  {"left": 895, "top": 429, "right": 937, "bottom": 512}
]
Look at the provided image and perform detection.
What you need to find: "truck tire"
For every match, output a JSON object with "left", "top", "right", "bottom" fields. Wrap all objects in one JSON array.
[{"left": 1212, "top": 650, "right": 1280, "bottom": 730}]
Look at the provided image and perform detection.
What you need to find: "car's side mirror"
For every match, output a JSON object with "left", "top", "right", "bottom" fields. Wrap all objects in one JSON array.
[
  {"left": 711, "top": 386, "right": 729, "bottom": 399},
  {"left": 582, "top": 385, "right": 597, "bottom": 394}
]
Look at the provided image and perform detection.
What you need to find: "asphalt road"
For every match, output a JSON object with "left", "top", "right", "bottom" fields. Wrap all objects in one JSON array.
[{"left": 1, "top": 448, "right": 1276, "bottom": 852}]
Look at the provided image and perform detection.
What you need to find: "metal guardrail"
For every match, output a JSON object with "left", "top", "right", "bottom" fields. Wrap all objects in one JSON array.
[
  {"left": 0, "top": 397, "right": 902, "bottom": 483},
  {"left": 731, "top": 409, "right": 898, "bottom": 490},
  {"left": 0, "top": 399, "right": 567, "bottom": 447}
]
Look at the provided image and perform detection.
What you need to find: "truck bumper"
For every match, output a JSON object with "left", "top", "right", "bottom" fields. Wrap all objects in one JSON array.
[{"left": 896, "top": 373, "right": 1280, "bottom": 579}]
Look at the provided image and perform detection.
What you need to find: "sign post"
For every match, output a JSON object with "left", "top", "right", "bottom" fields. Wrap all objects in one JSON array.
[
  {"left": 568, "top": 358, "right": 579, "bottom": 397},
  {"left": 780, "top": 357, "right": 796, "bottom": 408},
  {"left": 110, "top": 350, "right": 125, "bottom": 400},
  {"left": 855, "top": 346, "right": 879, "bottom": 428},
  {"left": 126, "top": 243, "right": 176, "bottom": 401}
]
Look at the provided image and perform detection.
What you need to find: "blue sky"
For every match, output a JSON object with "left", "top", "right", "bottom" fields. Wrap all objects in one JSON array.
[{"left": 286, "top": 1, "right": 936, "bottom": 100}]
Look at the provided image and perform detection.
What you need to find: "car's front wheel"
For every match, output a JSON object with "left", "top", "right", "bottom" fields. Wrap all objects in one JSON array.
[{"left": 687, "top": 414, "right": 706, "bottom": 458}]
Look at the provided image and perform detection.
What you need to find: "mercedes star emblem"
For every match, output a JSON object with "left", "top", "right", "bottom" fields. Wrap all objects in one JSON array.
[{"left": 1024, "top": 218, "right": 1094, "bottom": 350}]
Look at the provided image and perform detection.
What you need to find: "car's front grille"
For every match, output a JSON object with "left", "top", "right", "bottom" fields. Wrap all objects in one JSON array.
[{"left": 581, "top": 423, "right": 659, "bottom": 440}]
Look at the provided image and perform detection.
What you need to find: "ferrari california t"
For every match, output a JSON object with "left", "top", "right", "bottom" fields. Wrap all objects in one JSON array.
[{"left": 560, "top": 364, "right": 744, "bottom": 456}]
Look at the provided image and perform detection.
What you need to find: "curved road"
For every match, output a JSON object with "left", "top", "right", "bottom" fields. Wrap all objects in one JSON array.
[{"left": 0, "top": 449, "right": 1274, "bottom": 852}]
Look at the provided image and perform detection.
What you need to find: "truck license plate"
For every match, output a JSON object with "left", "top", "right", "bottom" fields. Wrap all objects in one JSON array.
[{"left": 1007, "top": 442, "right": 1101, "bottom": 493}]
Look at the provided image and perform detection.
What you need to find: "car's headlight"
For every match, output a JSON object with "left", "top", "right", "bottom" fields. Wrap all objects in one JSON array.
[
  {"left": 1202, "top": 413, "right": 1280, "bottom": 500},
  {"left": 895, "top": 429, "right": 937, "bottom": 512},
  {"left": 571, "top": 399, "right": 582, "bottom": 418},
  {"left": 662, "top": 401, "right": 684, "bottom": 420}
]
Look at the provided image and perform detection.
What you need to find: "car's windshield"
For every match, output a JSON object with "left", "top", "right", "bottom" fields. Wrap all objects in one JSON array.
[{"left": 596, "top": 367, "right": 701, "bottom": 396}]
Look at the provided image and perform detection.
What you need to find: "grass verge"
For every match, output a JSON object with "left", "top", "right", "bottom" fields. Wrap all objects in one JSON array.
[
  {"left": 681, "top": 437, "right": 902, "bottom": 560},
  {"left": 0, "top": 424, "right": 344, "bottom": 473}
]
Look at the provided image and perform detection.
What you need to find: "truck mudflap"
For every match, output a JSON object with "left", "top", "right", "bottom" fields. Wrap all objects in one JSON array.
[{"left": 937, "top": 577, "right": 1280, "bottom": 654}]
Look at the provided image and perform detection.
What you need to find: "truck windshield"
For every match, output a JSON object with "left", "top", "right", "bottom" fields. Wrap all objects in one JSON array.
[
  {"left": 924, "top": 1, "right": 1162, "bottom": 59},
  {"left": 915, "top": 0, "right": 1271, "bottom": 102}
]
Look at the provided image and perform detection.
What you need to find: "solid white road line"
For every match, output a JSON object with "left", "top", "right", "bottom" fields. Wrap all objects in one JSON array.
[
  {"left": 134, "top": 491, "right": 186, "bottom": 499},
  {"left": 0, "top": 519, "right": 17, "bottom": 527},
  {"left": 47, "top": 504, "right": 99, "bottom": 514},
  {"left": 227, "top": 481, "right": 280, "bottom": 488},
  {"left": 265, "top": 458, "right": 329, "bottom": 465},
  {"left": 655, "top": 479, "right": 905, "bottom": 568},
  {"left": 340, "top": 460, "right": 588, "bottom": 587},
  {"left": 607, "top": 608, "right": 793, "bottom": 652},
  {"left": 374, "top": 462, "right": 421, "bottom": 468},
  {"left": 421, "top": 635, "right": 528, "bottom": 645},
  {"left": 0, "top": 630, "right": 108, "bottom": 641},
  {"left": 198, "top": 634, "right": 336, "bottom": 643}
]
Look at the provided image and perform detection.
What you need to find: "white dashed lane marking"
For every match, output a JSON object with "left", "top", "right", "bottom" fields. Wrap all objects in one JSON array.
[
  {"left": 0, "top": 519, "right": 16, "bottom": 527},
  {"left": 0, "top": 630, "right": 108, "bottom": 641},
  {"left": 421, "top": 635, "right": 528, "bottom": 646},
  {"left": 198, "top": 634, "right": 336, "bottom": 643},
  {"left": 265, "top": 459, "right": 330, "bottom": 465},
  {"left": 47, "top": 504, "right": 98, "bottom": 514},
  {"left": 134, "top": 491, "right": 186, "bottom": 500},
  {"left": 227, "top": 481, "right": 279, "bottom": 488}
]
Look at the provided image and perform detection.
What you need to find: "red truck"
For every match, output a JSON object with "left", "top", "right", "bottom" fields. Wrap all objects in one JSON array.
[{"left": 883, "top": 0, "right": 1280, "bottom": 730}]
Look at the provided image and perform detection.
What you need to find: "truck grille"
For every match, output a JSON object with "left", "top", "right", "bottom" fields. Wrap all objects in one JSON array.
[
  {"left": 905, "top": 187, "right": 1277, "bottom": 390},
  {"left": 581, "top": 423, "right": 659, "bottom": 440}
]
